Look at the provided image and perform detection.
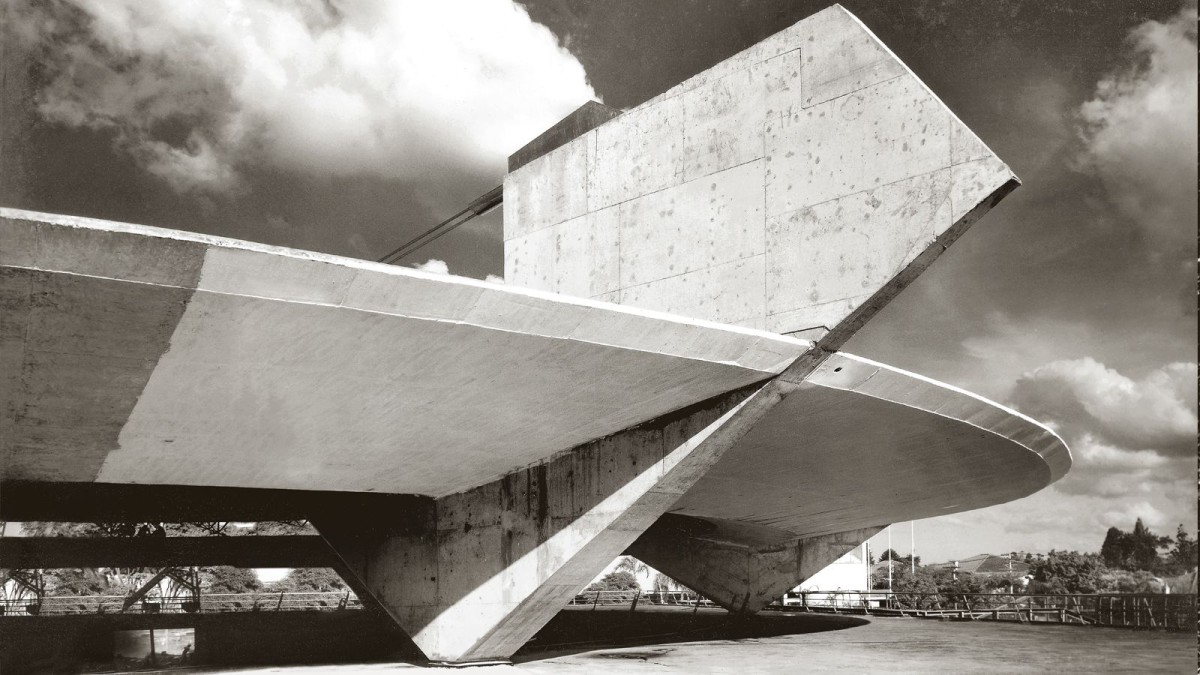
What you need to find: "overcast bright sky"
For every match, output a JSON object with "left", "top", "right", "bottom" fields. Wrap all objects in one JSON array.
[{"left": 2, "top": 0, "right": 1195, "bottom": 563}]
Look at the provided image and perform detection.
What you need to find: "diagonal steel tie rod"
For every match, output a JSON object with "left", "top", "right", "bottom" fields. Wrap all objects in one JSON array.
[{"left": 377, "top": 185, "right": 503, "bottom": 265}]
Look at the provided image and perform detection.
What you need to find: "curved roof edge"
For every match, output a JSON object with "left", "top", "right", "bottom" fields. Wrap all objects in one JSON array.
[{"left": 806, "top": 351, "right": 1072, "bottom": 485}]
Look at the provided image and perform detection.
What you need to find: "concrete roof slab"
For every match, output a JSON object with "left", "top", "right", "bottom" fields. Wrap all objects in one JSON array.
[
  {"left": 0, "top": 208, "right": 807, "bottom": 496},
  {"left": 670, "top": 353, "right": 1070, "bottom": 537}
]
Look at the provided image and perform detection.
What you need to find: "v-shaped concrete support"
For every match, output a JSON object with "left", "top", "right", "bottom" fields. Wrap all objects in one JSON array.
[
  {"left": 627, "top": 515, "right": 883, "bottom": 613},
  {"left": 315, "top": 380, "right": 797, "bottom": 663}
]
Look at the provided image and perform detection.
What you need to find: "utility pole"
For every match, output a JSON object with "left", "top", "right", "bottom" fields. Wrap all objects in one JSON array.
[
  {"left": 887, "top": 525, "right": 893, "bottom": 591},
  {"left": 910, "top": 521, "right": 916, "bottom": 575}
]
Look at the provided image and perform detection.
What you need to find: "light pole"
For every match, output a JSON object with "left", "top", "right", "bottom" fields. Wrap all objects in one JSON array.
[
  {"left": 910, "top": 521, "right": 916, "bottom": 575},
  {"left": 887, "top": 525, "right": 893, "bottom": 592}
]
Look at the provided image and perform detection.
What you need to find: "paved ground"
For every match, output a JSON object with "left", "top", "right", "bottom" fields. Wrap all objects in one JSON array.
[{"left": 207, "top": 608, "right": 1194, "bottom": 674}]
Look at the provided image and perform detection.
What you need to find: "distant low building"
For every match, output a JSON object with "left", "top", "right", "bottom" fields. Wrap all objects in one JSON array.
[
  {"left": 802, "top": 543, "right": 871, "bottom": 592},
  {"left": 871, "top": 559, "right": 906, "bottom": 579},
  {"left": 926, "top": 554, "right": 1030, "bottom": 577}
]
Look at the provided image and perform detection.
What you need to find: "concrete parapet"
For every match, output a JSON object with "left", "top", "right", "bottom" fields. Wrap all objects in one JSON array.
[{"left": 504, "top": 5, "right": 1018, "bottom": 340}]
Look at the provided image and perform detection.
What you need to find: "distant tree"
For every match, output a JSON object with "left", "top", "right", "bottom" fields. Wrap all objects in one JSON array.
[
  {"left": 585, "top": 571, "right": 640, "bottom": 593},
  {"left": 22, "top": 521, "right": 237, "bottom": 538},
  {"left": 1029, "top": 551, "right": 1108, "bottom": 593},
  {"left": 878, "top": 548, "right": 902, "bottom": 561},
  {"left": 202, "top": 567, "right": 262, "bottom": 594},
  {"left": 276, "top": 568, "right": 346, "bottom": 593},
  {"left": 249, "top": 521, "right": 316, "bottom": 536},
  {"left": 46, "top": 568, "right": 109, "bottom": 596},
  {"left": 1168, "top": 525, "right": 1197, "bottom": 572},
  {"left": 168, "top": 522, "right": 233, "bottom": 536},
  {"left": 891, "top": 568, "right": 937, "bottom": 595},
  {"left": 933, "top": 569, "right": 985, "bottom": 595},
  {"left": 1130, "top": 519, "right": 1170, "bottom": 570},
  {"left": 614, "top": 556, "right": 648, "bottom": 577},
  {"left": 612, "top": 556, "right": 680, "bottom": 592},
  {"left": 884, "top": 553, "right": 920, "bottom": 568},
  {"left": 1100, "top": 526, "right": 1130, "bottom": 568},
  {"left": 1101, "top": 519, "right": 1173, "bottom": 572}
]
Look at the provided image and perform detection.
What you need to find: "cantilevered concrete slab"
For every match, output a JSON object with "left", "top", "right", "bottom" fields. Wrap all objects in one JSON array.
[
  {"left": 1, "top": 4, "right": 1070, "bottom": 666},
  {"left": 671, "top": 352, "right": 1071, "bottom": 539},
  {"left": 626, "top": 353, "right": 1069, "bottom": 614},
  {"left": 0, "top": 207, "right": 805, "bottom": 494}
]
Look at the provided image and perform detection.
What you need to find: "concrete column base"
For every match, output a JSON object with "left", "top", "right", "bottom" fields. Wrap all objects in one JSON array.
[
  {"left": 316, "top": 380, "right": 797, "bottom": 663},
  {"left": 627, "top": 515, "right": 883, "bottom": 613}
]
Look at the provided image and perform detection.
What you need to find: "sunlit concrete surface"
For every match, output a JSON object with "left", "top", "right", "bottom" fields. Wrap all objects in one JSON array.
[
  {"left": 0, "top": 207, "right": 806, "bottom": 494},
  {"left": 0, "top": 2, "right": 1072, "bottom": 666},
  {"left": 0, "top": 205, "right": 1068, "bottom": 663},
  {"left": 203, "top": 611, "right": 1196, "bottom": 674},
  {"left": 505, "top": 5, "right": 1017, "bottom": 340},
  {"left": 672, "top": 352, "right": 1071, "bottom": 538}
]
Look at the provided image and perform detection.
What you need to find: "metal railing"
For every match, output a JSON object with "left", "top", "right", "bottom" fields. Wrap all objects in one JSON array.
[
  {"left": 0, "top": 591, "right": 360, "bottom": 616},
  {"left": 769, "top": 590, "right": 1196, "bottom": 630},
  {"left": 568, "top": 589, "right": 716, "bottom": 610}
]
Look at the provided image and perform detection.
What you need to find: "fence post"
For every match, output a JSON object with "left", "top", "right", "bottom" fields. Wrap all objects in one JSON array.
[
  {"left": 630, "top": 589, "right": 641, "bottom": 612},
  {"left": 592, "top": 591, "right": 601, "bottom": 611}
]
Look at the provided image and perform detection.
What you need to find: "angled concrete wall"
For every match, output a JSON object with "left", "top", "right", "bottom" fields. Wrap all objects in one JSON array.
[
  {"left": 316, "top": 381, "right": 797, "bottom": 663},
  {"left": 627, "top": 515, "right": 882, "bottom": 613},
  {"left": 504, "top": 5, "right": 1017, "bottom": 339}
]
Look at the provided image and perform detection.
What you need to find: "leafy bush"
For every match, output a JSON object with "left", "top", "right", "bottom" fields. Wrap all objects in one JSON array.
[
  {"left": 1029, "top": 551, "right": 1108, "bottom": 593},
  {"left": 585, "top": 571, "right": 640, "bottom": 592},
  {"left": 202, "top": 566, "right": 262, "bottom": 594}
]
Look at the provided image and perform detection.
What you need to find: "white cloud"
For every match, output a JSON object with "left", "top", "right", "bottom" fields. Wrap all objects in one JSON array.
[
  {"left": 880, "top": 473, "right": 1196, "bottom": 561},
  {"left": 951, "top": 311, "right": 1104, "bottom": 401},
  {"left": 1052, "top": 434, "right": 1189, "bottom": 500},
  {"left": 1011, "top": 358, "right": 1197, "bottom": 456},
  {"left": 9, "top": 0, "right": 595, "bottom": 202},
  {"left": 412, "top": 258, "right": 449, "bottom": 275},
  {"left": 1076, "top": 2, "right": 1198, "bottom": 254}
]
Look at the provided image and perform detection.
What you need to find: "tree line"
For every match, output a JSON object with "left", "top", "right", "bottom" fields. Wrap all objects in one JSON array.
[
  {"left": 5, "top": 521, "right": 347, "bottom": 598},
  {"left": 870, "top": 519, "right": 1197, "bottom": 595}
]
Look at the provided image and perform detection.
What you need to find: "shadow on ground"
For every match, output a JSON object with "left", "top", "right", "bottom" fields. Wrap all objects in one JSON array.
[
  {"left": 0, "top": 606, "right": 870, "bottom": 672},
  {"left": 513, "top": 606, "right": 869, "bottom": 662}
]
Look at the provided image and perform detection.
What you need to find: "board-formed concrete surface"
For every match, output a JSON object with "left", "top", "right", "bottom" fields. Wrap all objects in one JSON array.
[
  {"left": 0, "top": 4, "right": 1071, "bottom": 666},
  {"left": 0, "top": 206, "right": 1069, "bottom": 662},
  {"left": 0, "top": 207, "right": 806, "bottom": 494},
  {"left": 672, "top": 352, "right": 1071, "bottom": 538},
  {"left": 0, "top": 209, "right": 1066, "bottom": 511},
  {"left": 504, "top": 5, "right": 1017, "bottom": 339}
]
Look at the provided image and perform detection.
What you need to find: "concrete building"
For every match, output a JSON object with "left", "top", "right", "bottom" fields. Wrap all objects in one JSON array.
[
  {"left": 0, "top": 5, "right": 1069, "bottom": 666},
  {"left": 797, "top": 544, "right": 872, "bottom": 595}
]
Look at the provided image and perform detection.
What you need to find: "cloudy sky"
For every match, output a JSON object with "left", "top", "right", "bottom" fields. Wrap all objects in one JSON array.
[{"left": 2, "top": 0, "right": 1195, "bottom": 562}]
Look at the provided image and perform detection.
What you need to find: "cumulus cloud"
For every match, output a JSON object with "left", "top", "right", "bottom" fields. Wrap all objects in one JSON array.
[
  {"left": 1051, "top": 433, "right": 1190, "bottom": 499},
  {"left": 1012, "top": 358, "right": 1197, "bottom": 456},
  {"left": 7, "top": 0, "right": 595, "bottom": 199},
  {"left": 1076, "top": 2, "right": 1198, "bottom": 254},
  {"left": 411, "top": 258, "right": 449, "bottom": 275}
]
